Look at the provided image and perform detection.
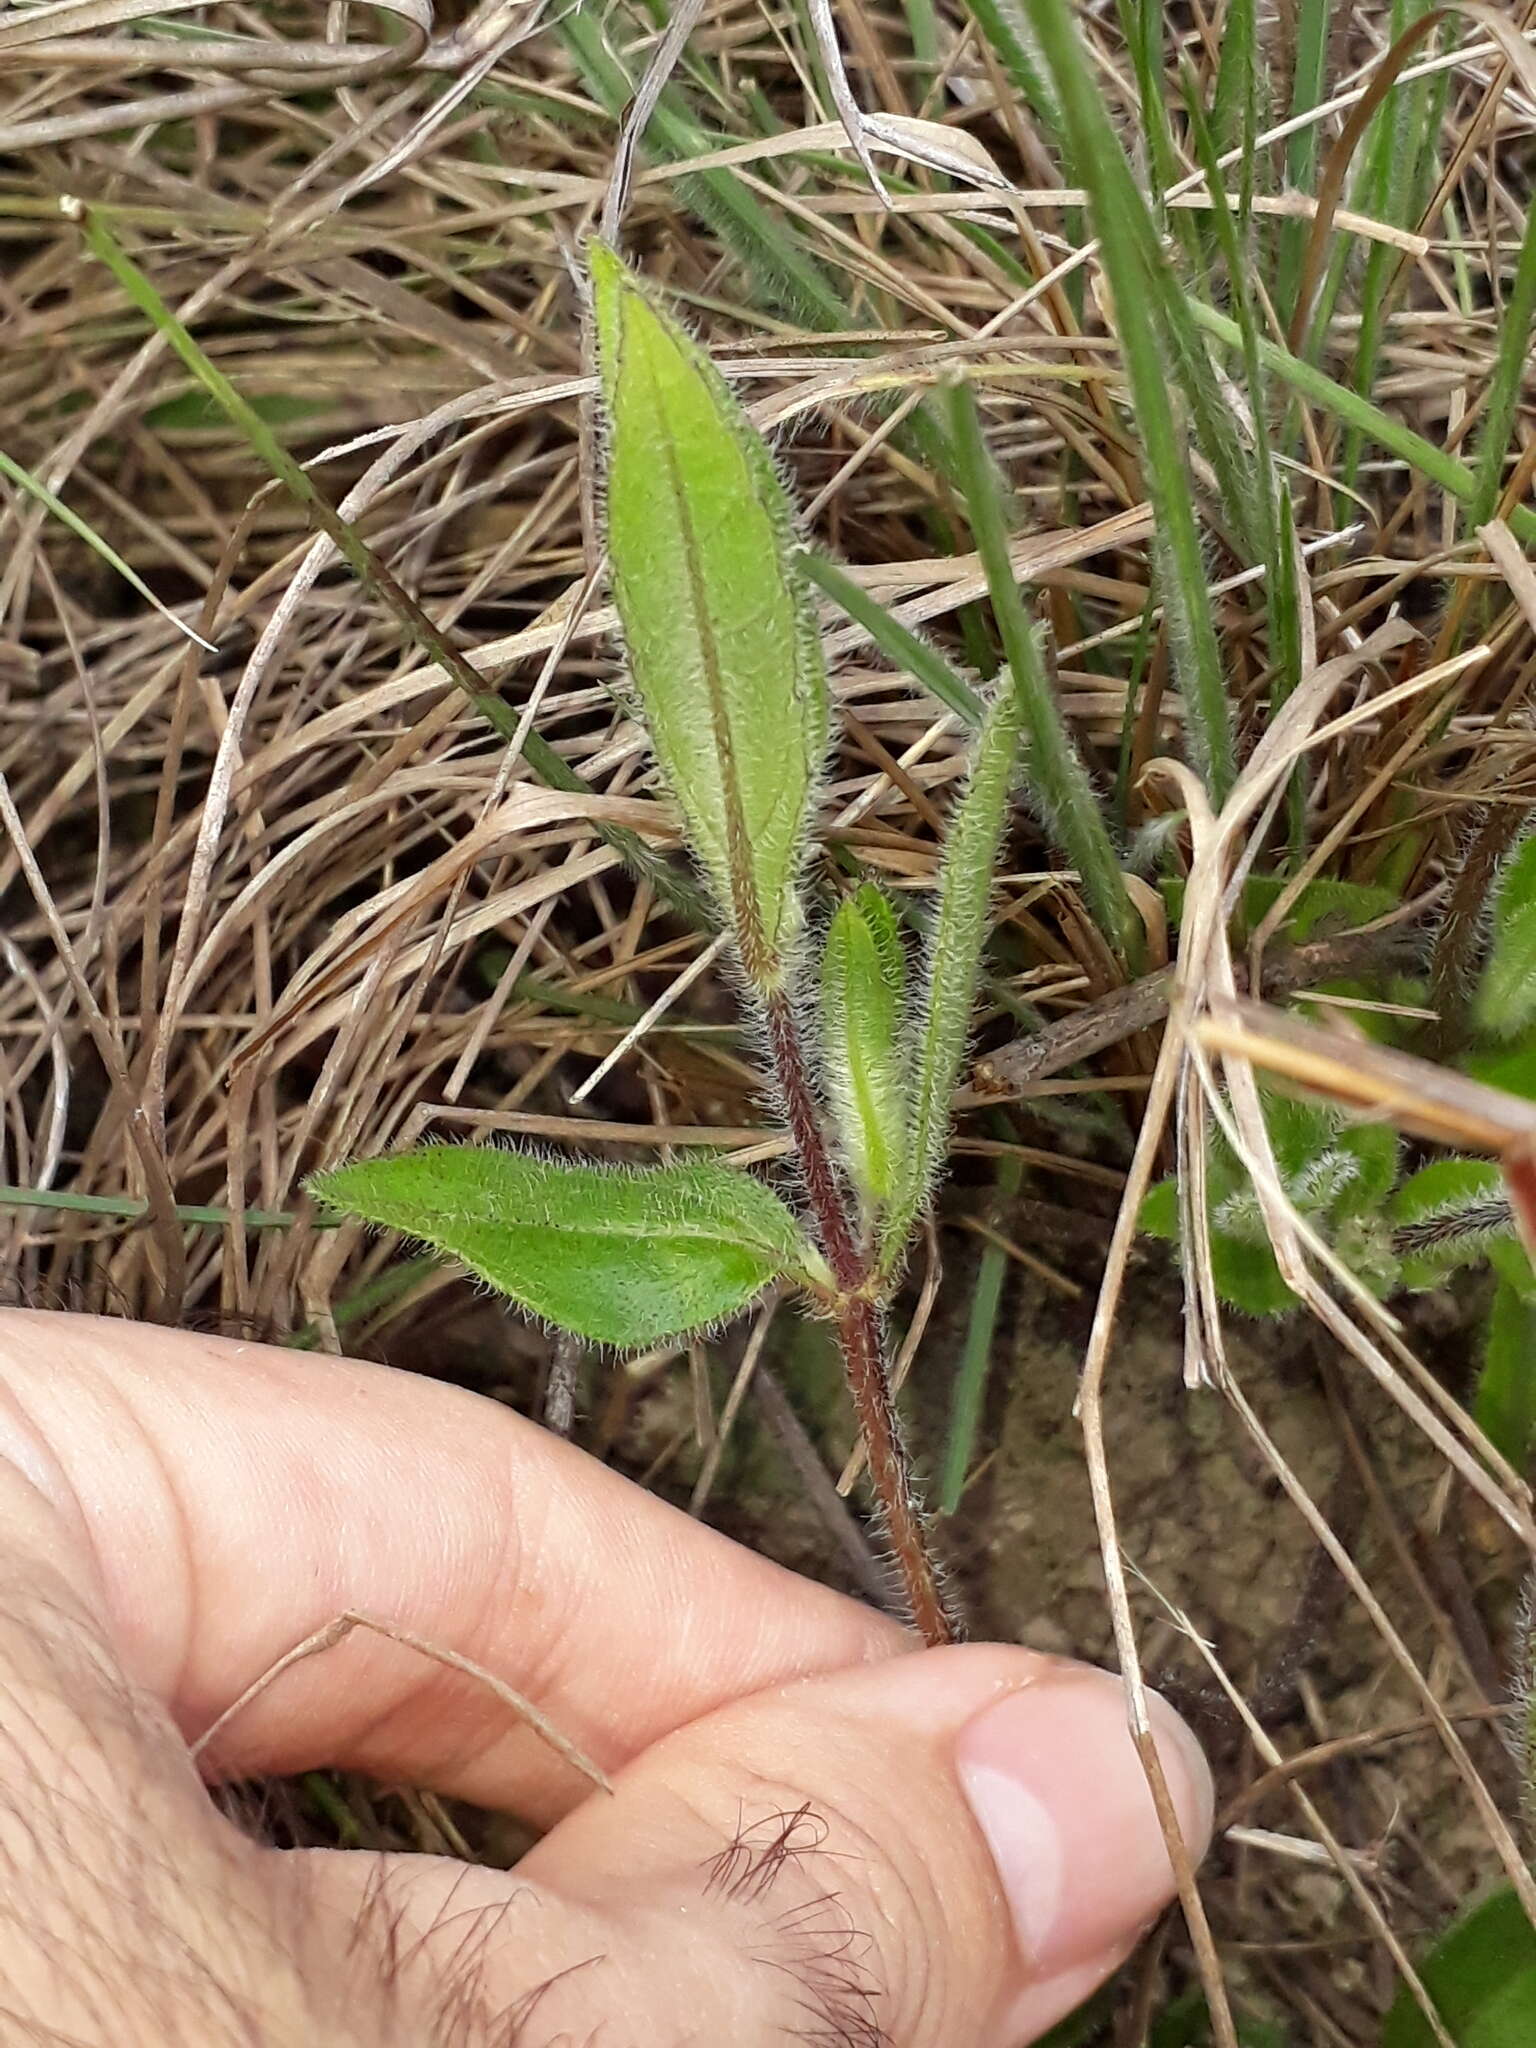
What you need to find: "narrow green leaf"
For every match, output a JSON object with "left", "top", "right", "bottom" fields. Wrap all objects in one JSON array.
[
  {"left": 959, "top": 0, "right": 1059, "bottom": 134},
  {"left": 1384, "top": 1886, "right": 1536, "bottom": 2048},
  {"left": 311, "top": 1147, "right": 827, "bottom": 1348},
  {"left": 558, "top": 8, "right": 846, "bottom": 329},
  {"left": 1388, "top": 1158, "right": 1510, "bottom": 1289},
  {"left": 1275, "top": 0, "right": 1333, "bottom": 317},
  {"left": 0, "top": 445, "right": 215, "bottom": 652},
  {"left": 801, "top": 551, "right": 986, "bottom": 726},
  {"left": 1013, "top": 0, "right": 1237, "bottom": 797},
  {"left": 1476, "top": 1277, "right": 1536, "bottom": 1471},
  {"left": 1471, "top": 196, "right": 1536, "bottom": 526},
  {"left": 590, "top": 241, "right": 827, "bottom": 990},
  {"left": 1210, "top": 0, "right": 1259, "bottom": 168},
  {"left": 1189, "top": 296, "right": 1536, "bottom": 548},
  {"left": 1114, "top": 0, "right": 1188, "bottom": 237},
  {"left": 881, "top": 686, "right": 1021, "bottom": 1267},
  {"left": 945, "top": 378, "right": 1135, "bottom": 961},
  {"left": 941, "top": 1140, "right": 1023, "bottom": 1513},
  {"left": 820, "top": 885, "right": 910, "bottom": 1208}
]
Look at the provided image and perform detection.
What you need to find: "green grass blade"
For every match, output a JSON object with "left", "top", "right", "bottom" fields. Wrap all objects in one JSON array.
[
  {"left": 1182, "top": 66, "right": 1280, "bottom": 555},
  {"left": 940, "top": 1143, "right": 1023, "bottom": 1513},
  {"left": 1114, "top": 0, "right": 1202, "bottom": 268},
  {"left": 801, "top": 551, "right": 986, "bottom": 725},
  {"left": 1471, "top": 191, "right": 1536, "bottom": 526},
  {"left": 558, "top": 6, "right": 846, "bottom": 328},
  {"left": 0, "top": 1184, "right": 311, "bottom": 1228},
  {"left": 1275, "top": 0, "right": 1332, "bottom": 317},
  {"left": 0, "top": 445, "right": 214, "bottom": 651},
  {"left": 958, "top": 0, "right": 1059, "bottom": 135},
  {"left": 1188, "top": 296, "right": 1536, "bottom": 546},
  {"left": 1181, "top": 63, "right": 1300, "bottom": 728},
  {"left": 1210, "top": 0, "right": 1261, "bottom": 168},
  {"left": 1015, "top": 0, "right": 1237, "bottom": 799},
  {"left": 1338, "top": 0, "right": 1438, "bottom": 494},
  {"left": 947, "top": 376, "right": 1135, "bottom": 959}
]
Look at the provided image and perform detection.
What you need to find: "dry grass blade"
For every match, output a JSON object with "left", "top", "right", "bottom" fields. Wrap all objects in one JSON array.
[{"left": 1200, "top": 999, "right": 1536, "bottom": 1158}]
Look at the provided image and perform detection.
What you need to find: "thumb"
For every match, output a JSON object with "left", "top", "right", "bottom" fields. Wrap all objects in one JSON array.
[{"left": 341, "top": 1643, "right": 1214, "bottom": 2047}]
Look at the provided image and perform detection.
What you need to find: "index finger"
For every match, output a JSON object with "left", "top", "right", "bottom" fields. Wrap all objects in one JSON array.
[{"left": 0, "top": 1310, "right": 902, "bottom": 1821}]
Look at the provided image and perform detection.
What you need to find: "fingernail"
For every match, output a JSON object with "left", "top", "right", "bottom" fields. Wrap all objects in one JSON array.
[{"left": 955, "top": 1664, "right": 1214, "bottom": 1981}]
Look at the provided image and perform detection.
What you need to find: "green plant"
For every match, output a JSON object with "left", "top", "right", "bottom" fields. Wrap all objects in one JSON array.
[
  {"left": 1383, "top": 1885, "right": 1536, "bottom": 2046},
  {"left": 309, "top": 246, "right": 1093, "bottom": 1647},
  {"left": 1141, "top": 833, "right": 1536, "bottom": 1472}
]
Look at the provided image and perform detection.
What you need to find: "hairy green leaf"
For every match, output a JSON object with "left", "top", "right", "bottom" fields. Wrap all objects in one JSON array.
[
  {"left": 1392, "top": 1163, "right": 1531, "bottom": 1286},
  {"left": 1143, "top": 1090, "right": 1402, "bottom": 1315},
  {"left": 311, "top": 1147, "right": 825, "bottom": 1348},
  {"left": 1389, "top": 1157, "right": 1506, "bottom": 1228},
  {"left": 820, "top": 885, "right": 910, "bottom": 1208},
  {"left": 1476, "top": 835, "right": 1536, "bottom": 1039},
  {"left": 590, "top": 241, "right": 827, "bottom": 989},
  {"left": 882, "top": 686, "right": 1021, "bottom": 1267}
]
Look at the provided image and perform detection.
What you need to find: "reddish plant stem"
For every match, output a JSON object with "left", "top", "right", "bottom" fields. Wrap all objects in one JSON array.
[
  {"left": 836, "top": 1290, "right": 956, "bottom": 1647},
  {"left": 763, "top": 991, "right": 862, "bottom": 1290},
  {"left": 763, "top": 990, "right": 956, "bottom": 1646}
]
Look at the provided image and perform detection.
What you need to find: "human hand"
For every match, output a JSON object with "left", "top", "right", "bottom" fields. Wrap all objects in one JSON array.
[{"left": 0, "top": 1309, "right": 1211, "bottom": 2045}]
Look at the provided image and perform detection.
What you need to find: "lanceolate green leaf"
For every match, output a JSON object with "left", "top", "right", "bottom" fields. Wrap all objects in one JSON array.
[
  {"left": 311, "top": 1147, "right": 826, "bottom": 1348},
  {"left": 882, "top": 687, "right": 1022, "bottom": 1267},
  {"left": 590, "top": 241, "right": 827, "bottom": 990},
  {"left": 820, "top": 885, "right": 910, "bottom": 1208}
]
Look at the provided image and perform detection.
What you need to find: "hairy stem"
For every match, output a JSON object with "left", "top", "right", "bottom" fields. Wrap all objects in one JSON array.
[
  {"left": 764, "top": 991, "right": 956, "bottom": 1645},
  {"left": 836, "top": 1291, "right": 956, "bottom": 1646}
]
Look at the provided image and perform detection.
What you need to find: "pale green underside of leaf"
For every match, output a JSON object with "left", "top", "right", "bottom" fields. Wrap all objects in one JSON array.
[
  {"left": 591, "top": 241, "right": 826, "bottom": 980},
  {"left": 311, "top": 1147, "right": 823, "bottom": 1348},
  {"left": 821, "top": 885, "right": 909, "bottom": 1206}
]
